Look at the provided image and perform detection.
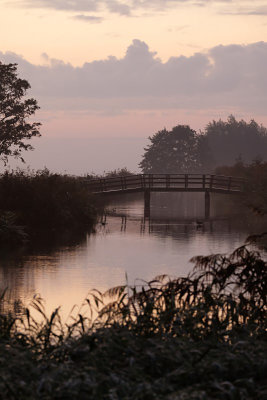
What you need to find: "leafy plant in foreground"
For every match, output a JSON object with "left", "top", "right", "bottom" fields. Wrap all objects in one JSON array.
[
  {"left": 0, "top": 244, "right": 266, "bottom": 399},
  {"left": 89, "top": 245, "right": 266, "bottom": 341}
]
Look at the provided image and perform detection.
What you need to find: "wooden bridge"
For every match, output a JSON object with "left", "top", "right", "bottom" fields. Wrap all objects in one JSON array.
[{"left": 86, "top": 174, "right": 245, "bottom": 219}]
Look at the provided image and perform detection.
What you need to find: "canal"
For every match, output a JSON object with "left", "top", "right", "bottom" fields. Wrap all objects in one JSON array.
[{"left": 0, "top": 192, "right": 265, "bottom": 317}]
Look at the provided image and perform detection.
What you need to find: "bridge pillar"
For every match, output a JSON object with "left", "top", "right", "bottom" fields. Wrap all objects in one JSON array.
[
  {"left": 205, "top": 190, "right": 210, "bottom": 220},
  {"left": 144, "top": 189, "right": 151, "bottom": 218}
]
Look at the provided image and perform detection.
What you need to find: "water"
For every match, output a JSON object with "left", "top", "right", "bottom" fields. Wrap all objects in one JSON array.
[{"left": 0, "top": 192, "right": 265, "bottom": 317}]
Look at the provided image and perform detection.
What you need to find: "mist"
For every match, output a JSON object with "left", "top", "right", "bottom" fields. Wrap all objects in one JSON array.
[{"left": 5, "top": 136, "right": 147, "bottom": 175}]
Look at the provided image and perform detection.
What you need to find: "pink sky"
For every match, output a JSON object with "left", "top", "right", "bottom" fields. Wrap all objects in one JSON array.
[{"left": 1, "top": 1, "right": 267, "bottom": 173}]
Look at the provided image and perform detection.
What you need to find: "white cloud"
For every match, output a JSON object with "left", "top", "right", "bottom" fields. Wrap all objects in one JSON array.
[{"left": 1, "top": 40, "right": 267, "bottom": 114}]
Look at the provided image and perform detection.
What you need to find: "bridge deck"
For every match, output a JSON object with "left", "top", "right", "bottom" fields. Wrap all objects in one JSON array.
[{"left": 86, "top": 174, "right": 245, "bottom": 194}]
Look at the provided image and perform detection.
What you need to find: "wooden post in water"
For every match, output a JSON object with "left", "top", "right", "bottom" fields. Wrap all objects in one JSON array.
[
  {"left": 144, "top": 189, "right": 151, "bottom": 218},
  {"left": 205, "top": 190, "right": 210, "bottom": 219}
]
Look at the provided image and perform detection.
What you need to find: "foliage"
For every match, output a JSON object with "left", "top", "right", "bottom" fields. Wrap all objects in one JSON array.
[
  {"left": 96, "top": 245, "right": 266, "bottom": 339},
  {"left": 140, "top": 116, "right": 267, "bottom": 174},
  {"left": 205, "top": 115, "right": 267, "bottom": 167},
  {"left": 139, "top": 125, "right": 210, "bottom": 173},
  {"left": 0, "top": 168, "right": 99, "bottom": 238},
  {"left": 103, "top": 167, "right": 135, "bottom": 178},
  {"left": 0, "top": 62, "right": 41, "bottom": 164},
  {"left": 0, "top": 245, "right": 266, "bottom": 399}
]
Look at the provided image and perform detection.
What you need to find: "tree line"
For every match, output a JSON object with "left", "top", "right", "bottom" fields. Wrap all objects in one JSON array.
[
  {"left": 1, "top": 62, "right": 267, "bottom": 176},
  {"left": 140, "top": 116, "right": 267, "bottom": 173}
]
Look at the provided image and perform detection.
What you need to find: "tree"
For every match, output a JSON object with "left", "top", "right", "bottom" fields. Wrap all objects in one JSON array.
[
  {"left": 139, "top": 125, "right": 210, "bottom": 173},
  {"left": 0, "top": 62, "right": 41, "bottom": 164},
  {"left": 205, "top": 115, "right": 267, "bottom": 167}
]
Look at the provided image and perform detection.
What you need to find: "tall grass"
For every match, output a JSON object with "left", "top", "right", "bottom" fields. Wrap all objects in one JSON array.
[
  {"left": 0, "top": 169, "right": 101, "bottom": 242},
  {"left": 92, "top": 244, "right": 266, "bottom": 339},
  {"left": 0, "top": 244, "right": 266, "bottom": 399}
]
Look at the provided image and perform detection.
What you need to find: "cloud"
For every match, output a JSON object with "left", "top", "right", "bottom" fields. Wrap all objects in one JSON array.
[
  {"left": 18, "top": 0, "right": 99, "bottom": 12},
  {"left": 14, "top": 0, "right": 262, "bottom": 17},
  {"left": 222, "top": 6, "right": 267, "bottom": 15},
  {"left": 106, "top": 1, "right": 131, "bottom": 16},
  {"left": 1, "top": 40, "right": 267, "bottom": 115},
  {"left": 72, "top": 14, "right": 103, "bottom": 23}
]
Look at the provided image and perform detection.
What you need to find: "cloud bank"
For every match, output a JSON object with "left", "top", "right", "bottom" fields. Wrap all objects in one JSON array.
[
  {"left": 1, "top": 40, "right": 267, "bottom": 115},
  {"left": 15, "top": 0, "right": 267, "bottom": 17}
]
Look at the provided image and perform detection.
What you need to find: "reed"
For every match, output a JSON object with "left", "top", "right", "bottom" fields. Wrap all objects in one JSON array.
[
  {"left": 0, "top": 244, "right": 266, "bottom": 399},
  {"left": 0, "top": 168, "right": 101, "bottom": 242}
]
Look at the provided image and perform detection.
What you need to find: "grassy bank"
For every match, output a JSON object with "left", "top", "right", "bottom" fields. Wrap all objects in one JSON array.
[
  {"left": 0, "top": 169, "right": 101, "bottom": 244},
  {"left": 0, "top": 243, "right": 266, "bottom": 399}
]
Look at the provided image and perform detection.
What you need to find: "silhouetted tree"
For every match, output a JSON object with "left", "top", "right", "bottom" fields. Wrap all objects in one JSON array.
[
  {"left": 205, "top": 115, "right": 267, "bottom": 167},
  {"left": 0, "top": 62, "right": 41, "bottom": 164},
  {"left": 139, "top": 125, "right": 208, "bottom": 173},
  {"left": 195, "top": 133, "right": 214, "bottom": 172}
]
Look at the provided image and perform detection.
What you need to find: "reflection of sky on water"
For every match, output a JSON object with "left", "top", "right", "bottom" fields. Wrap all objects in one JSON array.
[{"left": 0, "top": 193, "right": 266, "bottom": 317}]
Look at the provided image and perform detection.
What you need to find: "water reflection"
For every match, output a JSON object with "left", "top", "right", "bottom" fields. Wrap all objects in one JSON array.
[{"left": 0, "top": 192, "right": 266, "bottom": 317}]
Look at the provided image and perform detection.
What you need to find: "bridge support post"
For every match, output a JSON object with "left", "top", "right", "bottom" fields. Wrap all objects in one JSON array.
[
  {"left": 205, "top": 190, "right": 210, "bottom": 220},
  {"left": 144, "top": 189, "right": 151, "bottom": 218}
]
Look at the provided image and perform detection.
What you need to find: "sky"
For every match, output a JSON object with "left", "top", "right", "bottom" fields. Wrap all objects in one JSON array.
[{"left": 1, "top": 0, "right": 267, "bottom": 174}]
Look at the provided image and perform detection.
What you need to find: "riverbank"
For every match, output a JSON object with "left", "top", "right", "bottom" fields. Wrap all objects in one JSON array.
[
  {"left": 0, "top": 169, "right": 103, "bottom": 244},
  {"left": 0, "top": 244, "right": 266, "bottom": 399}
]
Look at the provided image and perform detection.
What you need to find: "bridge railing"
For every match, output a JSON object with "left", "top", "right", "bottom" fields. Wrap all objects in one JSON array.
[
  {"left": 86, "top": 174, "right": 144, "bottom": 192},
  {"left": 86, "top": 174, "right": 245, "bottom": 193}
]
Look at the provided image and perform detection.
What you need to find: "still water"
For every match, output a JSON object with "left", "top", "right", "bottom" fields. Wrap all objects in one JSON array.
[{"left": 0, "top": 192, "right": 265, "bottom": 316}]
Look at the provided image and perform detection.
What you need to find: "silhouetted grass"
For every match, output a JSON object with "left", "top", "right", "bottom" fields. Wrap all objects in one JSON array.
[
  {"left": 0, "top": 244, "right": 266, "bottom": 399},
  {"left": 0, "top": 168, "right": 101, "bottom": 243}
]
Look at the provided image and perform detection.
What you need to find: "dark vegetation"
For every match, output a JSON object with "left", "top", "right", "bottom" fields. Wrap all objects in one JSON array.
[
  {"left": 101, "top": 167, "right": 134, "bottom": 178},
  {"left": 0, "top": 62, "right": 41, "bottom": 164},
  {"left": 140, "top": 116, "right": 267, "bottom": 173},
  {"left": 0, "top": 243, "right": 266, "bottom": 399},
  {"left": 140, "top": 125, "right": 208, "bottom": 173},
  {"left": 206, "top": 116, "right": 267, "bottom": 167},
  {"left": 216, "top": 160, "right": 267, "bottom": 216},
  {"left": 0, "top": 169, "right": 99, "bottom": 244}
]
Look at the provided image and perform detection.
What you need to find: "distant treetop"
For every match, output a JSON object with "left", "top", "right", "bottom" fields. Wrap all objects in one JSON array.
[
  {"left": 205, "top": 115, "right": 267, "bottom": 167},
  {"left": 139, "top": 125, "right": 212, "bottom": 174},
  {"left": 140, "top": 116, "right": 267, "bottom": 174}
]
